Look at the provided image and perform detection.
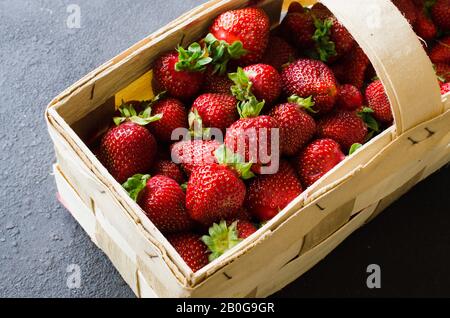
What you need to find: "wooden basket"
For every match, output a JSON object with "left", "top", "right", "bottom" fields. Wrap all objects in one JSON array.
[{"left": 46, "top": 0, "right": 450, "bottom": 298}]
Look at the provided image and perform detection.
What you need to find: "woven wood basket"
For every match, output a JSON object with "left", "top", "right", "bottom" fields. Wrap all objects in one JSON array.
[{"left": 46, "top": 0, "right": 450, "bottom": 298}]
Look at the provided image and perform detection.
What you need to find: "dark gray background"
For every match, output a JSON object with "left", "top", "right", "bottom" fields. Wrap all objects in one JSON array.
[{"left": 0, "top": 0, "right": 449, "bottom": 298}]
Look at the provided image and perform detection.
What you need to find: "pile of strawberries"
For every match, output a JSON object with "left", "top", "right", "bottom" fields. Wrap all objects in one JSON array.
[{"left": 92, "top": 1, "right": 450, "bottom": 273}]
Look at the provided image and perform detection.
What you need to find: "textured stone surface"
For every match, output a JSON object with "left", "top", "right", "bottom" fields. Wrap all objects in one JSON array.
[{"left": 0, "top": 0, "right": 449, "bottom": 298}]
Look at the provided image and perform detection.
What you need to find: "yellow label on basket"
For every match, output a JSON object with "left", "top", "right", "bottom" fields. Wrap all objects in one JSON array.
[{"left": 115, "top": 71, "right": 154, "bottom": 107}]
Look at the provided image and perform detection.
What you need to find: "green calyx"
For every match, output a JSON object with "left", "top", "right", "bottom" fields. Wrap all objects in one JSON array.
[
  {"left": 215, "top": 145, "right": 255, "bottom": 180},
  {"left": 287, "top": 95, "right": 317, "bottom": 113},
  {"left": 201, "top": 220, "right": 242, "bottom": 262},
  {"left": 312, "top": 18, "right": 337, "bottom": 62},
  {"left": 204, "top": 33, "right": 247, "bottom": 75},
  {"left": 349, "top": 143, "right": 363, "bottom": 156},
  {"left": 113, "top": 96, "right": 164, "bottom": 126},
  {"left": 188, "top": 109, "right": 211, "bottom": 139},
  {"left": 434, "top": 64, "right": 449, "bottom": 83},
  {"left": 175, "top": 42, "right": 212, "bottom": 72},
  {"left": 358, "top": 107, "right": 380, "bottom": 141},
  {"left": 229, "top": 67, "right": 265, "bottom": 118},
  {"left": 122, "top": 174, "right": 151, "bottom": 201}
]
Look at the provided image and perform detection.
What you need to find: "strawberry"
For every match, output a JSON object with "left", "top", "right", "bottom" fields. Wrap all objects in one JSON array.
[
  {"left": 336, "top": 84, "right": 364, "bottom": 111},
  {"left": 190, "top": 93, "right": 238, "bottom": 132},
  {"left": 296, "top": 138, "right": 346, "bottom": 188},
  {"left": 245, "top": 161, "right": 303, "bottom": 221},
  {"left": 365, "top": 80, "right": 394, "bottom": 123},
  {"left": 148, "top": 97, "right": 187, "bottom": 143},
  {"left": 392, "top": 0, "right": 418, "bottom": 25},
  {"left": 202, "top": 66, "right": 233, "bottom": 94},
  {"left": 209, "top": 7, "right": 270, "bottom": 65},
  {"left": 310, "top": 3, "right": 333, "bottom": 20},
  {"left": 153, "top": 51, "right": 204, "bottom": 101},
  {"left": 261, "top": 35, "right": 297, "bottom": 72},
  {"left": 171, "top": 140, "right": 221, "bottom": 176},
  {"left": 186, "top": 163, "right": 247, "bottom": 226},
  {"left": 279, "top": 6, "right": 316, "bottom": 49},
  {"left": 225, "top": 115, "right": 279, "bottom": 168},
  {"left": 201, "top": 220, "right": 257, "bottom": 261},
  {"left": 429, "top": 37, "right": 450, "bottom": 64},
  {"left": 234, "top": 207, "right": 253, "bottom": 222},
  {"left": 269, "top": 95, "right": 317, "bottom": 156},
  {"left": 123, "top": 174, "right": 193, "bottom": 233},
  {"left": 230, "top": 65, "right": 282, "bottom": 105},
  {"left": 98, "top": 103, "right": 160, "bottom": 183},
  {"left": 151, "top": 160, "right": 186, "bottom": 184},
  {"left": 431, "top": 0, "right": 450, "bottom": 31},
  {"left": 317, "top": 110, "right": 368, "bottom": 151},
  {"left": 441, "top": 82, "right": 450, "bottom": 94},
  {"left": 168, "top": 233, "right": 210, "bottom": 272},
  {"left": 435, "top": 63, "right": 450, "bottom": 82},
  {"left": 281, "top": 58, "right": 338, "bottom": 114},
  {"left": 414, "top": 9, "right": 438, "bottom": 41},
  {"left": 331, "top": 45, "right": 370, "bottom": 89}
]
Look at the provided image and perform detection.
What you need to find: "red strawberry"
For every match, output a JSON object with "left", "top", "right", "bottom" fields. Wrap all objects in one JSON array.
[
  {"left": 231, "top": 64, "right": 282, "bottom": 105},
  {"left": 431, "top": 0, "right": 450, "bottom": 31},
  {"left": 190, "top": 93, "right": 238, "bottom": 132},
  {"left": 168, "top": 233, "right": 209, "bottom": 272},
  {"left": 225, "top": 115, "right": 279, "bottom": 167},
  {"left": 287, "top": 1, "right": 305, "bottom": 13},
  {"left": 296, "top": 138, "right": 346, "bottom": 188},
  {"left": 365, "top": 80, "right": 394, "bottom": 123},
  {"left": 331, "top": 45, "right": 370, "bottom": 89},
  {"left": 186, "top": 164, "right": 247, "bottom": 226},
  {"left": 392, "top": 0, "right": 418, "bottom": 25},
  {"left": 201, "top": 220, "right": 257, "bottom": 261},
  {"left": 148, "top": 97, "right": 187, "bottom": 143},
  {"left": 435, "top": 63, "right": 450, "bottom": 82},
  {"left": 123, "top": 174, "right": 192, "bottom": 233},
  {"left": 281, "top": 58, "right": 338, "bottom": 114},
  {"left": 245, "top": 161, "right": 303, "bottom": 221},
  {"left": 317, "top": 111, "right": 368, "bottom": 151},
  {"left": 441, "top": 82, "right": 450, "bottom": 94},
  {"left": 269, "top": 96, "right": 317, "bottom": 156},
  {"left": 171, "top": 140, "right": 221, "bottom": 176},
  {"left": 202, "top": 66, "right": 233, "bottom": 94},
  {"left": 151, "top": 160, "right": 185, "bottom": 184},
  {"left": 234, "top": 207, "right": 253, "bottom": 222},
  {"left": 336, "top": 85, "right": 364, "bottom": 111},
  {"left": 153, "top": 51, "right": 204, "bottom": 101},
  {"left": 310, "top": 3, "right": 333, "bottom": 20},
  {"left": 279, "top": 6, "right": 315, "bottom": 49},
  {"left": 414, "top": 9, "right": 437, "bottom": 41},
  {"left": 209, "top": 7, "right": 270, "bottom": 65},
  {"left": 261, "top": 36, "right": 297, "bottom": 72},
  {"left": 99, "top": 103, "right": 160, "bottom": 183},
  {"left": 429, "top": 37, "right": 450, "bottom": 64}
]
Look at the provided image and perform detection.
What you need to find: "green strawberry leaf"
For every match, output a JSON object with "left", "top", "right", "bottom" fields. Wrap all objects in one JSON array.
[
  {"left": 122, "top": 174, "right": 151, "bottom": 202},
  {"left": 180, "top": 183, "right": 188, "bottom": 192},
  {"left": 204, "top": 33, "right": 247, "bottom": 76},
  {"left": 175, "top": 42, "right": 212, "bottom": 72},
  {"left": 215, "top": 145, "right": 255, "bottom": 180},
  {"left": 202, "top": 220, "right": 242, "bottom": 262},
  {"left": 188, "top": 109, "right": 211, "bottom": 139},
  {"left": 349, "top": 143, "right": 363, "bottom": 156},
  {"left": 287, "top": 95, "right": 317, "bottom": 113},
  {"left": 358, "top": 107, "right": 380, "bottom": 132},
  {"left": 312, "top": 18, "right": 336, "bottom": 62},
  {"left": 114, "top": 96, "right": 164, "bottom": 126},
  {"left": 229, "top": 67, "right": 265, "bottom": 118}
]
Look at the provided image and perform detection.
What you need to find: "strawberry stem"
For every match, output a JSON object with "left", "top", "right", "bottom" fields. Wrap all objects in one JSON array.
[
  {"left": 229, "top": 67, "right": 265, "bottom": 118},
  {"left": 215, "top": 145, "right": 255, "bottom": 180},
  {"left": 287, "top": 95, "right": 317, "bottom": 113},
  {"left": 175, "top": 42, "right": 212, "bottom": 72},
  {"left": 188, "top": 109, "right": 211, "bottom": 139},
  {"left": 312, "top": 17, "right": 337, "bottom": 62},
  {"left": 122, "top": 174, "right": 151, "bottom": 201},
  {"left": 204, "top": 33, "right": 247, "bottom": 75},
  {"left": 201, "top": 220, "right": 242, "bottom": 262}
]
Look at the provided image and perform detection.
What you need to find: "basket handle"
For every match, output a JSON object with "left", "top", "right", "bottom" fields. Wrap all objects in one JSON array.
[{"left": 321, "top": 0, "right": 443, "bottom": 135}]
